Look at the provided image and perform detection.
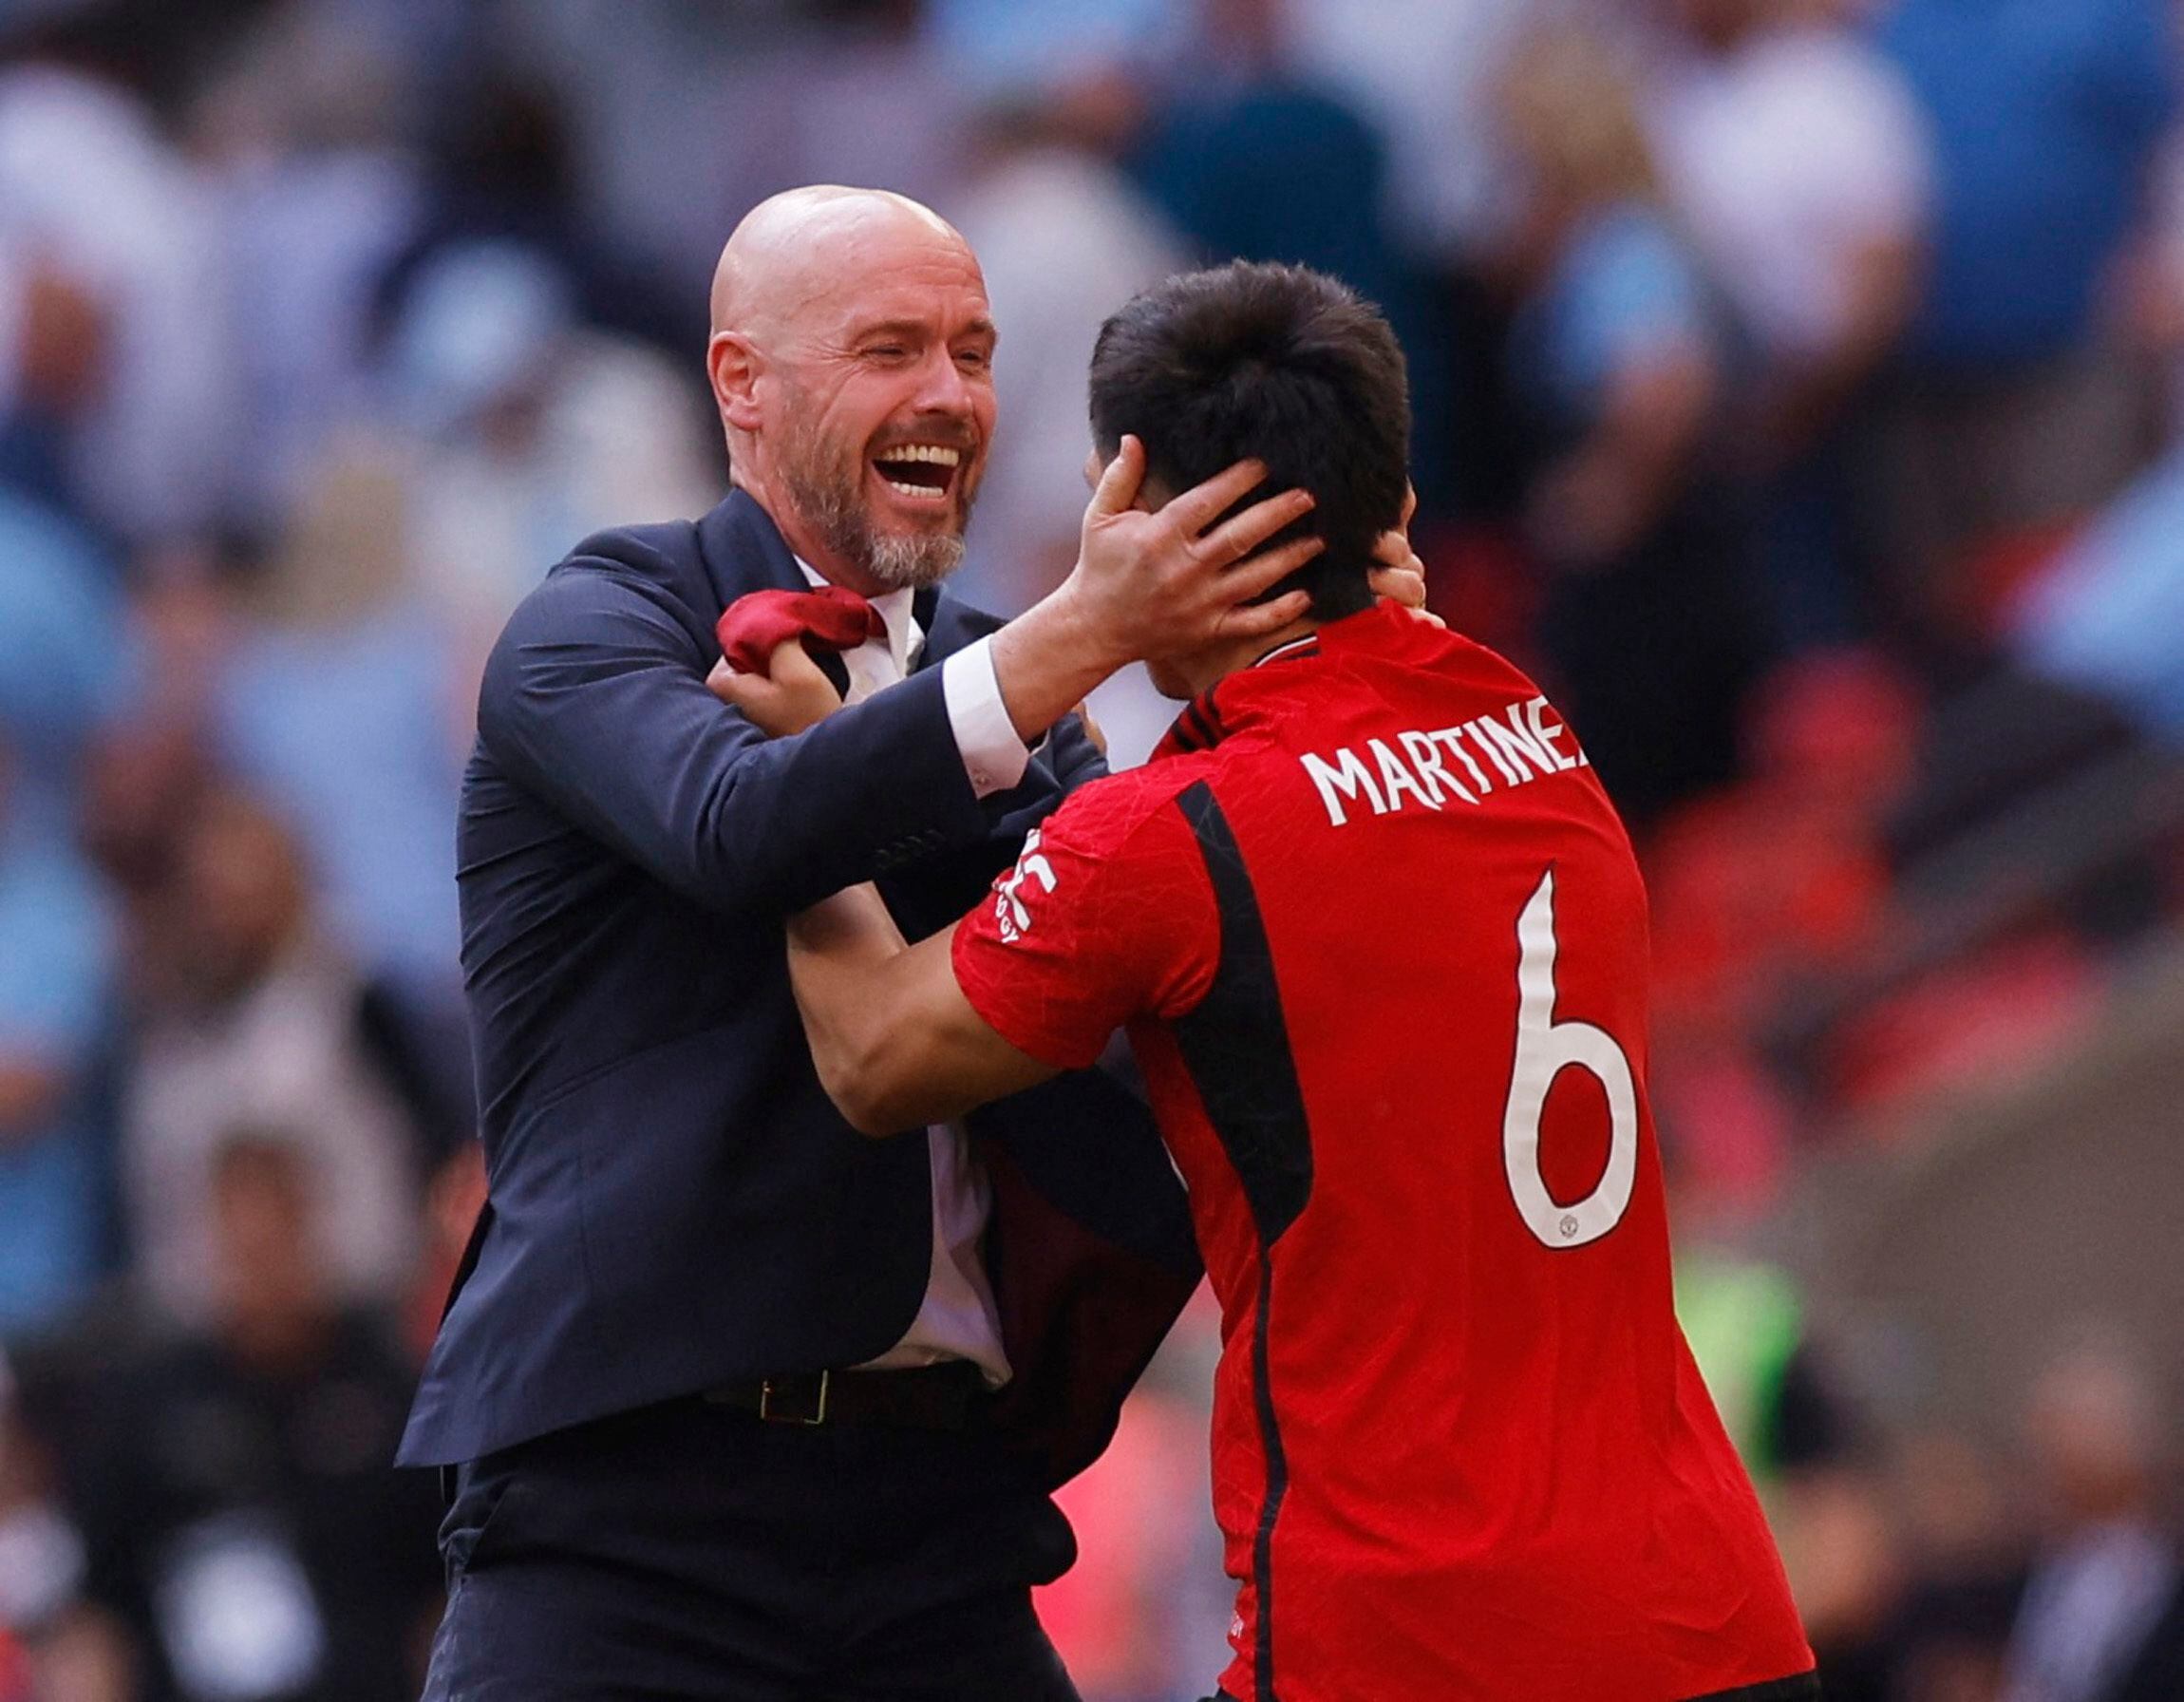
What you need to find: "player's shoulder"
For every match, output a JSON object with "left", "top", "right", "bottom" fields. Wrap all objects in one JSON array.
[
  {"left": 1039, "top": 749, "right": 1226, "bottom": 861},
  {"left": 1416, "top": 621, "right": 1553, "bottom": 703}
]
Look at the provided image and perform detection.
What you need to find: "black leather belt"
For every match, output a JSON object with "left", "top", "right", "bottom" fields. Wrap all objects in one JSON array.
[{"left": 700, "top": 1360, "right": 988, "bottom": 1429}]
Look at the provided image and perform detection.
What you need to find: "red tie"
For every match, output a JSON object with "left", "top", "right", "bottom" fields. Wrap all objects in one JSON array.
[{"left": 715, "top": 584, "right": 888, "bottom": 675}]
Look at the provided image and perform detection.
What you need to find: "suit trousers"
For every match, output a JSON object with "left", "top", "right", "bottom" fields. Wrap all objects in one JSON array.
[{"left": 419, "top": 1394, "right": 1081, "bottom": 1701}]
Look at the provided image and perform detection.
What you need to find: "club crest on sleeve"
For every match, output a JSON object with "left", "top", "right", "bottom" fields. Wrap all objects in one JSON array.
[{"left": 992, "top": 828, "right": 1057, "bottom": 942}]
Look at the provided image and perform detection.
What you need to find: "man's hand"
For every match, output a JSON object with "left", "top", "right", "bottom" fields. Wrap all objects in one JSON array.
[
  {"left": 1368, "top": 484, "right": 1442, "bottom": 627},
  {"left": 706, "top": 638, "right": 844, "bottom": 736},
  {"left": 1367, "top": 482, "right": 1429, "bottom": 607},
  {"left": 1058, "top": 436, "right": 1325, "bottom": 668},
  {"left": 988, "top": 438, "right": 1325, "bottom": 743}
]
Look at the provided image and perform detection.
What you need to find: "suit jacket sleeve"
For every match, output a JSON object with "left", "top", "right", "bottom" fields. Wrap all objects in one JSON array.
[
  {"left": 477, "top": 560, "right": 991, "bottom": 916},
  {"left": 1042, "top": 709, "right": 1109, "bottom": 798}
]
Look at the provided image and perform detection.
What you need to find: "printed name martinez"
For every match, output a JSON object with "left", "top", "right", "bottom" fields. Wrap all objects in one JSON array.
[{"left": 1300, "top": 696, "right": 1590, "bottom": 827}]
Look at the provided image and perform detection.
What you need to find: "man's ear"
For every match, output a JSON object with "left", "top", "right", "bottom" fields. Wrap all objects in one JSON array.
[{"left": 708, "top": 332, "right": 764, "bottom": 433}]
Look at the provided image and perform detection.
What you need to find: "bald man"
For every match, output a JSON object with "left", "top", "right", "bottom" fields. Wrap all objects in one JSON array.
[{"left": 403, "top": 187, "right": 1340, "bottom": 1701}]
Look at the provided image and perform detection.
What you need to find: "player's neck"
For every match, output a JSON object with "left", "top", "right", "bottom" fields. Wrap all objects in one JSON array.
[{"left": 1170, "top": 613, "right": 1322, "bottom": 699}]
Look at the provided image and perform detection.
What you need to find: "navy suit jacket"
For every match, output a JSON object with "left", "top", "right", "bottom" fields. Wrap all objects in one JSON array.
[{"left": 398, "top": 490, "right": 1198, "bottom": 1485}]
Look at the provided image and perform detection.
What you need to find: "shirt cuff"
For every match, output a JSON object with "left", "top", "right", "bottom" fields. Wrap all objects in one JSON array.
[{"left": 942, "top": 636, "right": 1032, "bottom": 799}]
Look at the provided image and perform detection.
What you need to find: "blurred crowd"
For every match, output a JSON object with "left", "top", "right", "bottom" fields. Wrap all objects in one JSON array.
[{"left": 1, "top": 0, "right": 2182, "bottom": 1697}]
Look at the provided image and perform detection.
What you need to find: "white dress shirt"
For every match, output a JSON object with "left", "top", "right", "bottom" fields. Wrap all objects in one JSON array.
[{"left": 797, "top": 564, "right": 1022, "bottom": 1384}]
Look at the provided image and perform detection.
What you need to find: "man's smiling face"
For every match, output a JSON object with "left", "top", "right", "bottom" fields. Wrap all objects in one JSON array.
[{"left": 757, "top": 224, "right": 998, "bottom": 592}]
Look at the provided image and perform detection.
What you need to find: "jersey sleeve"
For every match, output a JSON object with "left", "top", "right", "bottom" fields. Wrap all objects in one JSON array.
[{"left": 951, "top": 773, "right": 1218, "bottom": 1070}]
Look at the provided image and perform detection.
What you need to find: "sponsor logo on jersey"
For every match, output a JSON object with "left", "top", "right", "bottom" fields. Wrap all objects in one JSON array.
[{"left": 992, "top": 828, "right": 1057, "bottom": 942}]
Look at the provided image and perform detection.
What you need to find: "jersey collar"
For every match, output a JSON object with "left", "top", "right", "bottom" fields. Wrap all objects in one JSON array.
[{"left": 1156, "top": 632, "right": 1327, "bottom": 758}]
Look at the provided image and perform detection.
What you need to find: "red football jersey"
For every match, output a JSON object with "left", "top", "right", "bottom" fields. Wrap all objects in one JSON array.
[{"left": 953, "top": 604, "right": 1812, "bottom": 1702}]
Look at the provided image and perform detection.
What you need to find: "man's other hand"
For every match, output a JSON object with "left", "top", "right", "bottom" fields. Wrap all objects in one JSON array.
[
  {"left": 707, "top": 640, "right": 844, "bottom": 737},
  {"left": 1367, "top": 484, "right": 1440, "bottom": 626}
]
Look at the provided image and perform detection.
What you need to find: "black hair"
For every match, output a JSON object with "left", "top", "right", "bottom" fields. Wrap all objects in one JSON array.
[{"left": 1088, "top": 260, "right": 1410, "bottom": 621}]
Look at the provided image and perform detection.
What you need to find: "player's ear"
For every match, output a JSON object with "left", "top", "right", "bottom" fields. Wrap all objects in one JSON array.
[{"left": 1083, "top": 444, "right": 1106, "bottom": 492}]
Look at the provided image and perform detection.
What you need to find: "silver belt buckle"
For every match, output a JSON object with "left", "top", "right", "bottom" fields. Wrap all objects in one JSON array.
[{"left": 758, "top": 1371, "right": 829, "bottom": 1426}]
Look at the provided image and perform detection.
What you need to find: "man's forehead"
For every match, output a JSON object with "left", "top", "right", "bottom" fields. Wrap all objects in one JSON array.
[{"left": 806, "top": 263, "right": 994, "bottom": 344}]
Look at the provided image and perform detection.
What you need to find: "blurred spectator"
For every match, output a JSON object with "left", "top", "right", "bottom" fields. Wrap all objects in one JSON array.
[
  {"left": 78, "top": 720, "right": 216, "bottom": 1049},
  {"left": 951, "top": 63, "right": 1185, "bottom": 617},
  {"left": 213, "top": 453, "right": 467, "bottom": 1014},
  {"left": 1649, "top": 0, "right": 1930, "bottom": 650},
  {"left": 1132, "top": 0, "right": 1459, "bottom": 512},
  {"left": 1889, "top": 1432, "right": 2027, "bottom": 1702},
  {"left": 0, "top": 58, "right": 237, "bottom": 543},
  {"left": 0, "top": 488, "right": 122, "bottom": 826},
  {"left": 1283, "top": 0, "right": 1586, "bottom": 264},
  {"left": 189, "top": 3, "right": 425, "bottom": 531},
  {"left": 1282, "top": 0, "right": 1611, "bottom": 527},
  {"left": 0, "top": 488, "right": 123, "bottom": 1333},
  {"left": 1496, "top": 25, "right": 1766, "bottom": 831},
  {"left": 0, "top": 730, "right": 115, "bottom": 1343},
  {"left": 209, "top": 455, "right": 479, "bottom": 1158},
  {"left": 372, "top": 73, "right": 686, "bottom": 362},
  {"left": 119, "top": 792, "right": 422, "bottom": 1328},
  {"left": 1777, "top": 1464, "right": 1905, "bottom": 1700},
  {"left": 378, "top": 237, "right": 716, "bottom": 655},
  {"left": 1670, "top": 1182, "right": 1869, "bottom": 1683},
  {"left": 927, "top": 0, "right": 1175, "bottom": 120},
  {"left": 1879, "top": 0, "right": 2172, "bottom": 368},
  {"left": 1873, "top": 0, "right": 2174, "bottom": 637},
  {"left": 2000, "top": 1339, "right": 2184, "bottom": 1702},
  {"left": 68, "top": 1136, "right": 442, "bottom": 1702},
  {"left": 1132, "top": 0, "right": 1403, "bottom": 321}
]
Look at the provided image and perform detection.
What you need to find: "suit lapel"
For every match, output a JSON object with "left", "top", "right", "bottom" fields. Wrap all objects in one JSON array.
[
  {"left": 694, "top": 489, "right": 859, "bottom": 692},
  {"left": 694, "top": 488, "right": 809, "bottom": 620}
]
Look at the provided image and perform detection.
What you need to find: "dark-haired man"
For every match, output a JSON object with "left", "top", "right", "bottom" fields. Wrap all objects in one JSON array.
[{"left": 731, "top": 261, "right": 1817, "bottom": 1701}]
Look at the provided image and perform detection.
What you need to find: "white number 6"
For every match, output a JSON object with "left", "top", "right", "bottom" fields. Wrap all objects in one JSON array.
[{"left": 1503, "top": 868, "right": 1638, "bottom": 1249}]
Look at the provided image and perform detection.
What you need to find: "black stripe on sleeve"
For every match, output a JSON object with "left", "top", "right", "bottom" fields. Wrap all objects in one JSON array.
[{"left": 1171, "top": 781, "right": 1313, "bottom": 1702}]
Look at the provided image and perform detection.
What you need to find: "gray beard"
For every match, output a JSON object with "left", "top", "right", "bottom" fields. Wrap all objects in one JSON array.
[
  {"left": 777, "top": 418, "right": 969, "bottom": 593},
  {"left": 858, "top": 527, "right": 964, "bottom": 593}
]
